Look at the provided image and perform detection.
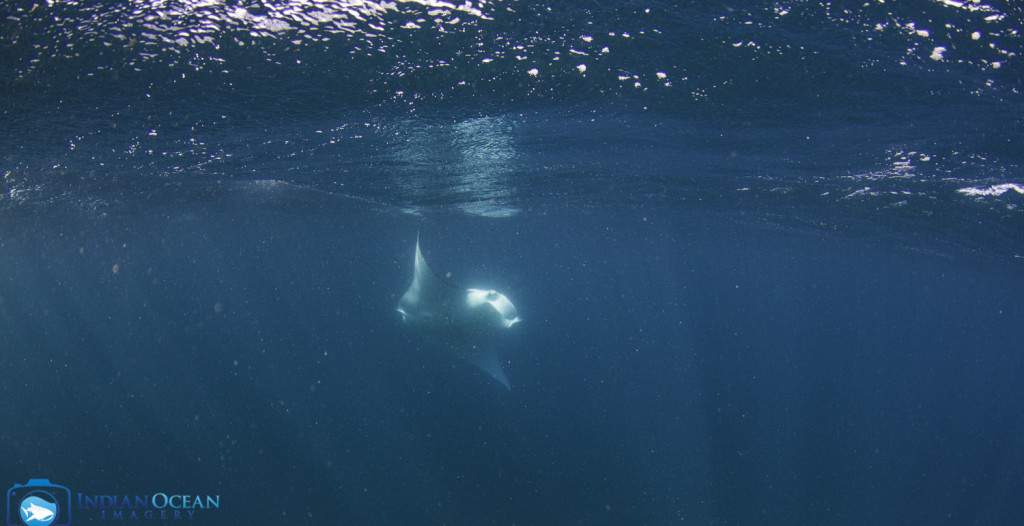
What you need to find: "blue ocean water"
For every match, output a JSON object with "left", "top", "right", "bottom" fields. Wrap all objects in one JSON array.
[{"left": 1, "top": 0, "right": 1023, "bottom": 524}]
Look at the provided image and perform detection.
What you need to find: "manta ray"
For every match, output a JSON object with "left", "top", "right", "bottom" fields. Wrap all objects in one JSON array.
[{"left": 397, "top": 235, "right": 521, "bottom": 389}]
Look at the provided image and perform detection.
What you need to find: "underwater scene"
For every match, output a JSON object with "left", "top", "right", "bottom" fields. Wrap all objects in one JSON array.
[{"left": 2, "top": 0, "right": 1023, "bottom": 524}]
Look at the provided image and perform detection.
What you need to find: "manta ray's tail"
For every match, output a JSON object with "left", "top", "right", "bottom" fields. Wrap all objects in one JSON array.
[{"left": 466, "top": 349, "right": 511, "bottom": 390}]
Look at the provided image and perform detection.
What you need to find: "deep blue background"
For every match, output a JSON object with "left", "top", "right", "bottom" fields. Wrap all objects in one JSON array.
[{"left": 2, "top": 201, "right": 1023, "bottom": 524}]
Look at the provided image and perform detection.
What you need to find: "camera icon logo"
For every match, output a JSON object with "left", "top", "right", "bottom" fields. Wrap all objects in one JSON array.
[{"left": 6, "top": 480, "right": 70, "bottom": 526}]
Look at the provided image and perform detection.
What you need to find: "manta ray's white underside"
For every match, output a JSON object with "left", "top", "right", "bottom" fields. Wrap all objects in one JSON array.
[{"left": 397, "top": 236, "right": 520, "bottom": 389}]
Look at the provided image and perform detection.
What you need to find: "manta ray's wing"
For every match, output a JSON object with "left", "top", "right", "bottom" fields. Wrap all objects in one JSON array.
[{"left": 397, "top": 236, "right": 465, "bottom": 327}]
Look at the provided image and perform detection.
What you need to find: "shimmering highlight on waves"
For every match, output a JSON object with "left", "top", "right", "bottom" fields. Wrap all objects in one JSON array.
[
  {"left": 4, "top": 0, "right": 1017, "bottom": 110},
  {"left": 959, "top": 183, "right": 1024, "bottom": 197},
  {"left": 10, "top": 0, "right": 490, "bottom": 76},
  {"left": 386, "top": 116, "right": 520, "bottom": 218}
]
